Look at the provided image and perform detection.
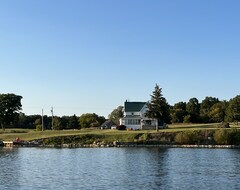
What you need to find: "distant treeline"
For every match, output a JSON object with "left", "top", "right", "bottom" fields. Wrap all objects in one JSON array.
[
  {"left": 170, "top": 95, "right": 240, "bottom": 124},
  {"left": 14, "top": 113, "right": 106, "bottom": 130},
  {"left": 3, "top": 93, "right": 240, "bottom": 130}
]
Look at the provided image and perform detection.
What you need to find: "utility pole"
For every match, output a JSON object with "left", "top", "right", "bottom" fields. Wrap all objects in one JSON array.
[
  {"left": 42, "top": 109, "right": 44, "bottom": 131},
  {"left": 51, "top": 107, "right": 54, "bottom": 130}
]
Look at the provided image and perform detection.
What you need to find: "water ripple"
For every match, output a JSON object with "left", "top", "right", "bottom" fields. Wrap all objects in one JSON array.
[{"left": 0, "top": 148, "right": 240, "bottom": 189}]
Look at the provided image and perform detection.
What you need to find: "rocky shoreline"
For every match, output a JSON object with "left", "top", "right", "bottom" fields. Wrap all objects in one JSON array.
[{"left": 4, "top": 140, "right": 240, "bottom": 149}]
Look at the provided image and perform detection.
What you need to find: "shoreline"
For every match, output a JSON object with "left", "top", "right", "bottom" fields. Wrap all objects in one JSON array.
[{"left": 3, "top": 142, "right": 240, "bottom": 149}]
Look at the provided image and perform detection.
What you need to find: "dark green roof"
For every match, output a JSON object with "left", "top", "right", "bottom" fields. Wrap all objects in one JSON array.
[{"left": 124, "top": 102, "right": 146, "bottom": 112}]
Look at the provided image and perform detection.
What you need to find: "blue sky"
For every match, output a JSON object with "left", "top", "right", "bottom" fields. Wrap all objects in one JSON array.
[{"left": 0, "top": 0, "right": 239, "bottom": 117}]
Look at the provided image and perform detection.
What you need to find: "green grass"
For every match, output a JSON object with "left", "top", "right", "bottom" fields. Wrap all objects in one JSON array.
[
  {"left": 0, "top": 128, "right": 144, "bottom": 141},
  {"left": 0, "top": 123, "right": 239, "bottom": 141},
  {"left": 165, "top": 123, "right": 219, "bottom": 132}
]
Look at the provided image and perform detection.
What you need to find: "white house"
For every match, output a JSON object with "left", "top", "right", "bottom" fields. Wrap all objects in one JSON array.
[{"left": 119, "top": 101, "right": 158, "bottom": 130}]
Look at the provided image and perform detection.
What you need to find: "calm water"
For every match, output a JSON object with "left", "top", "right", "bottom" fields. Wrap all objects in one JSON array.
[{"left": 0, "top": 148, "right": 240, "bottom": 190}]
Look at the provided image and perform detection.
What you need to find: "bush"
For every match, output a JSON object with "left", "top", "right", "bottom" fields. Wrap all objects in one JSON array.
[
  {"left": 175, "top": 131, "right": 199, "bottom": 144},
  {"left": 228, "top": 129, "right": 240, "bottom": 145},
  {"left": 117, "top": 125, "right": 126, "bottom": 130},
  {"left": 36, "top": 125, "right": 42, "bottom": 131},
  {"left": 213, "top": 129, "right": 240, "bottom": 145},
  {"left": 213, "top": 129, "right": 230, "bottom": 145}
]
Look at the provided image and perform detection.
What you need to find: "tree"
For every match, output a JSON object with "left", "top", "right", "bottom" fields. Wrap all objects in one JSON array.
[
  {"left": 171, "top": 102, "right": 187, "bottom": 123},
  {"left": 200, "top": 96, "right": 219, "bottom": 123},
  {"left": 53, "top": 117, "right": 62, "bottom": 130},
  {"left": 61, "top": 116, "right": 69, "bottom": 130},
  {"left": 0, "top": 93, "right": 22, "bottom": 131},
  {"left": 79, "top": 113, "right": 106, "bottom": 128},
  {"left": 226, "top": 95, "right": 240, "bottom": 123},
  {"left": 208, "top": 101, "right": 226, "bottom": 123},
  {"left": 186, "top": 98, "right": 200, "bottom": 123},
  {"left": 67, "top": 114, "right": 79, "bottom": 129},
  {"left": 145, "top": 84, "right": 170, "bottom": 123},
  {"left": 108, "top": 106, "right": 123, "bottom": 125},
  {"left": 35, "top": 118, "right": 42, "bottom": 131}
]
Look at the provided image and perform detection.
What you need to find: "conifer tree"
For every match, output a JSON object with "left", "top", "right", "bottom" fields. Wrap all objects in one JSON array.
[{"left": 146, "top": 84, "right": 170, "bottom": 123}]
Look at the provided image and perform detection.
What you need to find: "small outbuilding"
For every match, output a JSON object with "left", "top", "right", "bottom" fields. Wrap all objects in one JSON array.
[{"left": 101, "top": 120, "right": 117, "bottom": 130}]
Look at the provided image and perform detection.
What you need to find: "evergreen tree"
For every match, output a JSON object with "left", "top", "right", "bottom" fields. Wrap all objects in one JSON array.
[{"left": 146, "top": 84, "right": 170, "bottom": 123}]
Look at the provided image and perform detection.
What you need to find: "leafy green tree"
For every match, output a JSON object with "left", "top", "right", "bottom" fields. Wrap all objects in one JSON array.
[
  {"left": 61, "top": 116, "right": 69, "bottom": 129},
  {"left": 97, "top": 116, "right": 106, "bottom": 126},
  {"left": 208, "top": 101, "right": 226, "bottom": 123},
  {"left": 79, "top": 113, "right": 105, "bottom": 128},
  {"left": 183, "top": 115, "right": 191, "bottom": 123},
  {"left": 43, "top": 116, "right": 52, "bottom": 130},
  {"left": 171, "top": 102, "right": 187, "bottom": 123},
  {"left": 146, "top": 84, "right": 170, "bottom": 123},
  {"left": 0, "top": 93, "right": 22, "bottom": 130},
  {"left": 226, "top": 95, "right": 240, "bottom": 123},
  {"left": 53, "top": 117, "right": 62, "bottom": 130},
  {"left": 67, "top": 114, "right": 79, "bottom": 129},
  {"left": 17, "top": 114, "right": 41, "bottom": 129},
  {"left": 35, "top": 118, "right": 42, "bottom": 131},
  {"left": 108, "top": 106, "right": 123, "bottom": 125},
  {"left": 186, "top": 98, "right": 200, "bottom": 123},
  {"left": 17, "top": 113, "right": 28, "bottom": 128},
  {"left": 200, "top": 97, "right": 219, "bottom": 123}
]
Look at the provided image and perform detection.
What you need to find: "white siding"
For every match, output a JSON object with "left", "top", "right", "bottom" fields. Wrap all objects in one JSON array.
[
  {"left": 139, "top": 105, "right": 148, "bottom": 117},
  {"left": 125, "top": 112, "right": 140, "bottom": 116}
]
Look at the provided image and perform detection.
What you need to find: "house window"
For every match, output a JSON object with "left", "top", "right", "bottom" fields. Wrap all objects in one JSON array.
[{"left": 126, "top": 119, "right": 141, "bottom": 125}]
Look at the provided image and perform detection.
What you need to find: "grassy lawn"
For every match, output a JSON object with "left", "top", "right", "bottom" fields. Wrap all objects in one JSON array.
[
  {"left": 0, "top": 123, "right": 239, "bottom": 141},
  {"left": 164, "top": 123, "right": 219, "bottom": 132},
  {"left": 0, "top": 128, "right": 144, "bottom": 141}
]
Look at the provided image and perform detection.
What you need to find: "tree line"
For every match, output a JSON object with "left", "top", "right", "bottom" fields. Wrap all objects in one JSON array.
[
  {"left": 145, "top": 84, "right": 240, "bottom": 124},
  {"left": 1, "top": 89, "right": 240, "bottom": 130},
  {"left": 170, "top": 95, "right": 240, "bottom": 124},
  {"left": 0, "top": 94, "right": 106, "bottom": 130},
  {"left": 107, "top": 84, "right": 240, "bottom": 126},
  {"left": 17, "top": 113, "right": 106, "bottom": 130}
]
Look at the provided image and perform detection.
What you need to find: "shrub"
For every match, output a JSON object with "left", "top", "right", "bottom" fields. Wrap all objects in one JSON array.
[
  {"left": 175, "top": 131, "right": 199, "bottom": 144},
  {"left": 228, "top": 129, "right": 240, "bottom": 145},
  {"left": 175, "top": 132, "right": 190, "bottom": 144},
  {"left": 36, "top": 125, "right": 42, "bottom": 131},
  {"left": 213, "top": 129, "right": 230, "bottom": 145},
  {"left": 139, "top": 133, "right": 151, "bottom": 141}
]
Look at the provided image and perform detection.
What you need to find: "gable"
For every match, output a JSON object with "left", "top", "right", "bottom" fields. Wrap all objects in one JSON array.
[{"left": 124, "top": 102, "right": 146, "bottom": 112}]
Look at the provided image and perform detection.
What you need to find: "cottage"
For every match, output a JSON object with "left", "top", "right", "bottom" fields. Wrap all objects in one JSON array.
[{"left": 119, "top": 101, "right": 159, "bottom": 130}]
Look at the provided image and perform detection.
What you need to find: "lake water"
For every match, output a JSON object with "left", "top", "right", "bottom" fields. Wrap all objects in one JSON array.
[{"left": 0, "top": 147, "right": 240, "bottom": 190}]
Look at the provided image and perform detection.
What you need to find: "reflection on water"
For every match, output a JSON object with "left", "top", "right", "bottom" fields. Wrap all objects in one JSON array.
[{"left": 0, "top": 148, "right": 240, "bottom": 190}]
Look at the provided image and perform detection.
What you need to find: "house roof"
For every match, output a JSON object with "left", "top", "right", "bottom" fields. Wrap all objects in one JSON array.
[
  {"left": 101, "top": 120, "right": 116, "bottom": 128},
  {"left": 124, "top": 101, "right": 146, "bottom": 112}
]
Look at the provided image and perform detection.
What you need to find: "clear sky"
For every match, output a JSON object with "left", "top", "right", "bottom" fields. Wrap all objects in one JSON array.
[{"left": 0, "top": 0, "right": 239, "bottom": 117}]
